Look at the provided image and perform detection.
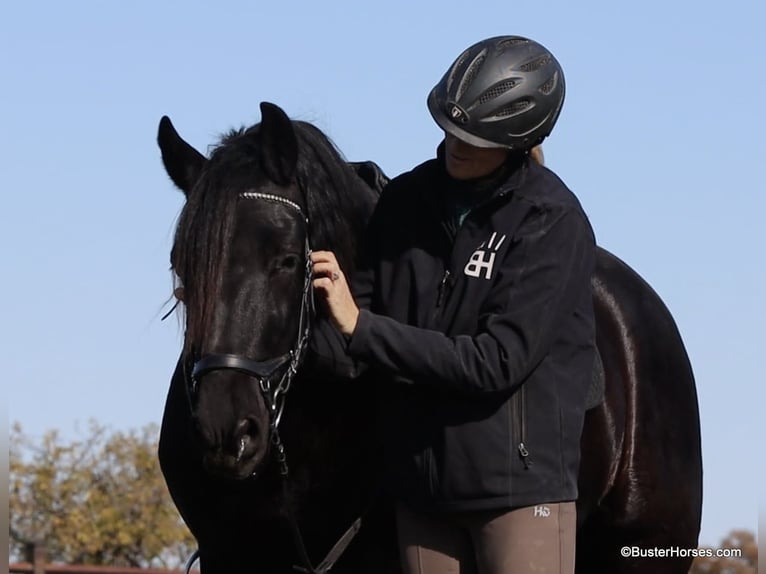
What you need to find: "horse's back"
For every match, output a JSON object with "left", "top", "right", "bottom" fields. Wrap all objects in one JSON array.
[
  {"left": 593, "top": 247, "right": 701, "bottom": 474},
  {"left": 577, "top": 246, "right": 702, "bottom": 573}
]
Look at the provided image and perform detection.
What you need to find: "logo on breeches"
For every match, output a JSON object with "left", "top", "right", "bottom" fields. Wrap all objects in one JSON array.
[
  {"left": 464, "top": 232, "right": 507, "bottom": 280},
  {"left": 533, "top": 505, "right": 551, "bottom": 518}
]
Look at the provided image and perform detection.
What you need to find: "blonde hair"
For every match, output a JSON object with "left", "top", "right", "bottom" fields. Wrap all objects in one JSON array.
[{"left": 530, "top": 145, "right": 545, "bottom": 166}]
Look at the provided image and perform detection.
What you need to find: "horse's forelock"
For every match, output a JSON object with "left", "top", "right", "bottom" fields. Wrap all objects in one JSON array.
[{"left": 173, "top": 132, "right": 258, "bottom": 349}]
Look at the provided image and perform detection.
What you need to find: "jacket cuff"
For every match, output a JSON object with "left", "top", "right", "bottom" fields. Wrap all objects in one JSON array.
[{"left": 347, "top": 308, "right": 373, "bottom": 357}]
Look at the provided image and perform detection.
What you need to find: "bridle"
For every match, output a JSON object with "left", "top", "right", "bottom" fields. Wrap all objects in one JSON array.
[
  {"left": 182, "top": 190, "right": 362, "bottom": 574},
  {"left": 188, "top": 191, "right": 314, "bottom": 436}
]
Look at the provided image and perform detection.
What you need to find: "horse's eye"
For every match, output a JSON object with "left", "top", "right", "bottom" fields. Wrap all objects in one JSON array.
[{"left": 277, "top": 255, "right": 301, "bottom": 271}]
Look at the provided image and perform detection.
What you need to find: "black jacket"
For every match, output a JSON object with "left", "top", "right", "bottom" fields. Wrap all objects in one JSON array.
[{"left": 312, "top": 154, "right": 596, "bottom": 513}]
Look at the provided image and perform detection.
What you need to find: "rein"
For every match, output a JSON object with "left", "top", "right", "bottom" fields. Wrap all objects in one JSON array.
[{"left": 183, "top": 191, "right": 363, "bottom": 574}]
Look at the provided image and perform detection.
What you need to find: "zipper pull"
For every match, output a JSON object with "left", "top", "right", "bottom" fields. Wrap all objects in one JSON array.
[
  {"left": 436, "top": 270, "right": 451, "bottom": 307},
  {"left": 518, "top": 442, "right": 532, "bottom": 469}
]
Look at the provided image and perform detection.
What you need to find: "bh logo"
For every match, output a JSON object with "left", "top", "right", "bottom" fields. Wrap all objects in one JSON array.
[{"left": 464, "top": 232, "right": 507, "bottom": 280}]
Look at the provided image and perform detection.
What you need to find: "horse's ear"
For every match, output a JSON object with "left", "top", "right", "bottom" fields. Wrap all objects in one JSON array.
[
  {"left": 258, "top": 102, "right": 298, "bottom": 186},
  {"left": 157, "top": 116, "right": 207, "bottom": 196}
]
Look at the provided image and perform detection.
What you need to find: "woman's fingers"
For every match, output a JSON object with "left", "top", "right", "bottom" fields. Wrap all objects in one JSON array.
[
  {"left": 312, "top": 262, "right": 343, "bottom": 281},
  {"left": 310, "top": 251, "right": 345, "bottom": 283},
  {"left": 309, "top": 251, "right": 359, "bottom": 336},
  {"left": 310, "top": 250, "right": 338, "bottom": 265},
  {"left": 312, "top": 276, "right": 334, "bottom": 292}
]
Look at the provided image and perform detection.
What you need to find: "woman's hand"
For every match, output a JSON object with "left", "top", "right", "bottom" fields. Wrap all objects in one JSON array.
[{"left": 310, "top": 251, "right": 359, "bottom": 337}]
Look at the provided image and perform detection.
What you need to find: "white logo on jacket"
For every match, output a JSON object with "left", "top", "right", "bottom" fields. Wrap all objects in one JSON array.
[{"left": 464, "top": 232, "right": 507, "bottom": 280}]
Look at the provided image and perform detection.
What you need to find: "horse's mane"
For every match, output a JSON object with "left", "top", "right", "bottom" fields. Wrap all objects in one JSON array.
[
  {"left": 172, "top": 120, "right": 378, "bottom": 347},
  {"left": 292, "top": 121, "right": 380, "bottom": 263}
]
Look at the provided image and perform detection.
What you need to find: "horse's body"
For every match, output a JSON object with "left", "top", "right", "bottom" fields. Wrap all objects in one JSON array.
[
  {"left": 156, "top": 102, "right": 701, "bottom": 573},
  {"left": 576, "top": 251, "right": 702, "bottom": 572}
]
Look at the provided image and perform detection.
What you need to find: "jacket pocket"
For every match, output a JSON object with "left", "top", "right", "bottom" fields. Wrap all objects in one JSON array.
[{"left": 511, "top": 386, "right": 533, "bottom": 470}]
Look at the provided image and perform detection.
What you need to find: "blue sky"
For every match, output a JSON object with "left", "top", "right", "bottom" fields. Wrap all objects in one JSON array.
[{"left": 3, "top": 0, "right": 763, "bottom": 549}]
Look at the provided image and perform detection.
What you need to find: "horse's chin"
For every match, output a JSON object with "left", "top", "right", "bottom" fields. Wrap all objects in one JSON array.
[{"left": 203, "top": 450, "right": 267, "bottom": 481}]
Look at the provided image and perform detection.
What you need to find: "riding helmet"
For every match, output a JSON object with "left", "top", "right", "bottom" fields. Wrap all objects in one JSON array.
[{"left": 427, "top": 36, "right": 565, "bottom": 150}]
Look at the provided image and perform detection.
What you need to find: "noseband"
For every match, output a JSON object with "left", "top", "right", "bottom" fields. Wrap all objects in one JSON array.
[{"left": 187, "top": 191, "right": 314, "bottom": 439}]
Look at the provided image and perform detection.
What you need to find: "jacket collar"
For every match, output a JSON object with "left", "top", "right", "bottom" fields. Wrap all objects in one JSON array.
[{"left": 431, "top": 141, "right": 529, "bottom": 213}]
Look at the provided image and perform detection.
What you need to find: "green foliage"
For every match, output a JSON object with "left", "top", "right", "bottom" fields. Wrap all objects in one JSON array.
[{"left": 9, "top": 421, "right": 196, "bottom": 568}]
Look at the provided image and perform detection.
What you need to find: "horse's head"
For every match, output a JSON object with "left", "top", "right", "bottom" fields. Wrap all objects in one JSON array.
[{"left": 157, "top": 102, "right": 376, "bottom": 479}]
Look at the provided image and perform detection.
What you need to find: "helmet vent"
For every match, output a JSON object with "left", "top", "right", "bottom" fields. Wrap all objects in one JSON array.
[
  {"left": 491, "top": 99, "right": 532, "bottom": 119},
  {"left": 447, "top": 49, "right": 471, "bottom": 93},
  {"left": 497, "top": 38, "right": 529, "bottom": 52},
  {"left": 539, "top": 75, "right": 556, "bottom": 95},
  {"left": 456, "top": 53, "right": 486, "bottom": 101},
  {"left": 520, "top": 55, "right": 551, "bottom": 72},
  {"left": 477, "top": 79, "right": 519, "bottom": 106}
]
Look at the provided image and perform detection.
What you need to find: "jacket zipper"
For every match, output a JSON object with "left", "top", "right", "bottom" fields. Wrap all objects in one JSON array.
[
  {"left": 512, "top": 386, "right": 532, "bottom": 470},
  {"left": 436, "top": 269, "right": 451, "bottom": 308}
]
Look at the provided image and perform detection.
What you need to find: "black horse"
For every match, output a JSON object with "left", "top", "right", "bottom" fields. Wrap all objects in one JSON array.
[{"left": 156, "top": 102, "right": 702, "bottom": 573}]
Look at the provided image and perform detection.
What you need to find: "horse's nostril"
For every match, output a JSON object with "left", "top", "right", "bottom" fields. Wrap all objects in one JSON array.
[
  {"left": 235, "top": 417, "right": 257, "bottom": 438},
  {"left": 236, "top": 435, "right": 250, "bottom": 463},
  {"left": 233, "top": 418, "right": 258, "bottom": 462}
]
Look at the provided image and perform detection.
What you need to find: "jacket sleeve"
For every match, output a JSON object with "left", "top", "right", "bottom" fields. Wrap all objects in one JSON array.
[
  {"left": 346, "top": 207, "right": 595, "bottom": 393},
  {"left": 303, "top": 317, "right": 365, "bottom": 379}
]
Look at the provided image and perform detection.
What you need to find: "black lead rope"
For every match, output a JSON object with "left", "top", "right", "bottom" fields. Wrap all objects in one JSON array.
[
  {"left": 184, "top": 549, "right": 200, "bottom": 574},
  {"left": 289, "top": 490, "right": 363, "bottom": 574},
  {"left": 181, "top": 424, "right": 365, "bottom": 574},
  {"left": 269, "top": 413, "right": 364, "bottom": 574}
]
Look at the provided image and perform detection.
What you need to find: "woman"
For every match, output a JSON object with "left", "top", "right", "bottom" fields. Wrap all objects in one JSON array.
[{"left": 311, "top": 35, "right": 595, "bottom": 574}]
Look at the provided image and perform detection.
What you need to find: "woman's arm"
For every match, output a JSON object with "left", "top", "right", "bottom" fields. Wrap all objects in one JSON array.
[{"left": 315, "top": 208, "right": 595, "bottom": 393}]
